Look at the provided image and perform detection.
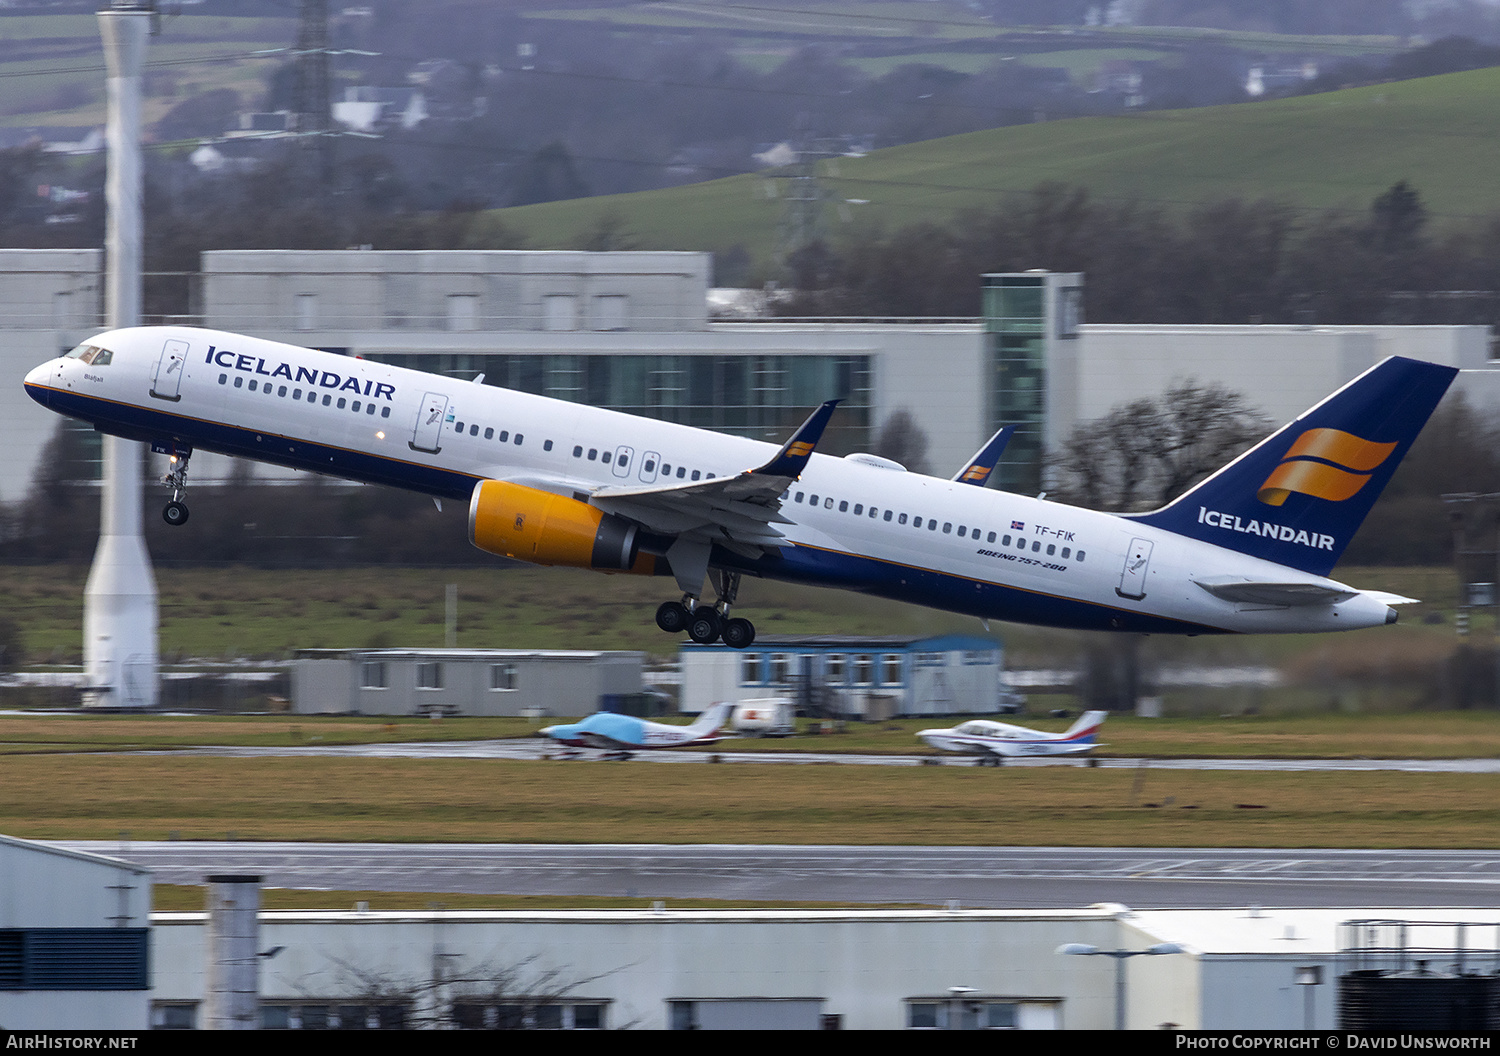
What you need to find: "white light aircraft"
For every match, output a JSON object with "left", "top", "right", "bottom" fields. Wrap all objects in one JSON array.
[
  {"left": 24, "top": 327, "right": 1456, "bottom": 647},
  {"left": 918, "top": 711, "right": 1108, "bottom": 765}
]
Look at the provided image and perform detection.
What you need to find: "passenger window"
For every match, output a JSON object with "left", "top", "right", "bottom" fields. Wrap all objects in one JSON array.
[
  {"left": 647, "top": 461, "right": 658, "bottom": 474},
  {"left": 218, "top": 374, "right": 227, "bottom": 385},
  {"left": 618, "top": 454, "right": 628, "bottom": 468},
  {"left": 1032, "top": 541, "right": 1040, "bottom": 552},
  {"left": 691, "top": 470, "right": 701, "bottom": 481},
  {"left": 544, "top": 440, "right": 553, "bottom": 451},
  {"left": 883, "top": 510, "right": 892, "bottom": 521},
  {"left": 279, "top": 386, "right": 288, "bottom": 397},
  {"left": 913, "top": 517, "right": 922, "bottom": 528},
  {"left": 498, "top": 431, "right": 509, "bottom": 442},
  {"left": 1062, "top": 548, "right": 1071, "bottom": 558},
  {"left": 1046, "top": 544, "right": 1055, "bottom": 555},
  {"left": 795, "top": 492, "right": 804, "bottom": 503},
  {"left": 484, "top": 427, "right": 493, "bottom": 439},
  {"left": 898, "top": 514, "right": 907, "bottom": 525},
  {"left": 822, "top": 497, "right": 831, "bottom": 508},
  {"left": 943, "top": 523, "right": 952, "bottom": 534},
  {"left": 249, "top": 380, "right": 258, "bottom": 392},
  {"left": 1077, "top": 550, "right": 1085, "bottom": 561},
  {"left": 352, "top": 400, "right": 360, "bottom": 412},
  {"left": 514, "top": 434, "right": 523, "bottom": 444},
  {"left": 322, "top": 394, "right": 331, "bottom": 406},
  {"left": 455, "top": 421, "right": 464, "bottom": 432},
  {"left": 988, "top": 532, "right": 996, "bottom": 543},
  {"left": 366, "top": 404, "right": 376, "bottom": 415},
  {"left": 1002, "top": 535, "right": 1010, "bottom": 545},
  {"left": 853, "top": 504, "right": 862, "bottom": 515},
  {"left": 234, "top": 377, "right": 243, "bottom": 388},
  {"left": 957, "top": 526, "right": 965, "bottom": 537},
  {"left": 588, "top": 449, "right": 598, "bottom": 460},
  {"left": 306, "top": 390, "right": 316, "bottom": 402},
  {"left": 810, "top": 494, "right": 819, "bottom": 505},
  {"left": 336, "top": 397, "right": 345, "bottom": 409},
  {"left": 602, "top": 451, "right": 611, "bottom": 464},
  {"left": 929, "top": 520, "right": 938, "bottom": 531},
  {"left": 381, "top": 407, "right": 390, "bottom": 418},
  {"left": 469, "top": 424, "right": 478, "bottom": 436}
]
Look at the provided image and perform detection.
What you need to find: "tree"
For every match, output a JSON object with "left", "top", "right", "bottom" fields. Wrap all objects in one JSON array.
[
  {"left": 1049, "top": 380, "right": 1271, "bottom": 512},
  {"left": 871, "top": 409, "right": 931, "bottom": 475}
]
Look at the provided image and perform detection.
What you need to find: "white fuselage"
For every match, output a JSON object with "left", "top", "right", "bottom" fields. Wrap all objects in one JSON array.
[{"left": 24, "top": 326, "right": 1402, "bottom": 635}]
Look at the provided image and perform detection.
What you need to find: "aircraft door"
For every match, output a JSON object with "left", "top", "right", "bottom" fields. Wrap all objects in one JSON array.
[
  {"left": 639, "top": 451, "right": 661, "bottom": 484},
  {"left": 1117, "top": 537, "right": 1154, "bottom": 600},
  {"left": 150, "top": 338, "right": 190, "bottom": 401},
  {"left": 612, "top": 445, "right": 633, "bottom": 478},
  {"left": 410, "top": 391, "right": 448, "bottom": 453}
]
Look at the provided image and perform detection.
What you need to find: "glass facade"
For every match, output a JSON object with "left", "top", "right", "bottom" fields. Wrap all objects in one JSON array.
[
  {"left": 368, "top": 353, "right": 872, "bottom": 450},
  {"left": 984, "top": 275, "right": 1047, "bottom": 495}
]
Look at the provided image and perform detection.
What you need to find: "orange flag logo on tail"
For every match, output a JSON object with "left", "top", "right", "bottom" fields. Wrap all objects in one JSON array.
[{"left": 1256, "top": 428, "right": 1397, "bottom": 506}]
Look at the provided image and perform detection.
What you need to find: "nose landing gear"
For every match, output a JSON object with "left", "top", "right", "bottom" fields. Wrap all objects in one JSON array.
[{"left": 159, "top": 447, "right": 192, "bottom": 526}]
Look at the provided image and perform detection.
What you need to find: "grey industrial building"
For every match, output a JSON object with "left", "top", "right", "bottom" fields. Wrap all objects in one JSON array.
[{"left": 290, "top": 647, "right": 644, "bottom": 716}]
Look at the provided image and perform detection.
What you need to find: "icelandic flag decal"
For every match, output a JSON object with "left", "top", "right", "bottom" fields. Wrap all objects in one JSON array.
[{"left": 1011, "top": 520, "right": 1025, "bottom": 530}]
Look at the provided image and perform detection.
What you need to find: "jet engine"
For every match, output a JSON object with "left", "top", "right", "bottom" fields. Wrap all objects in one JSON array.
[{"left": 469, "top": 479, "right": 655, "bottom": 574}]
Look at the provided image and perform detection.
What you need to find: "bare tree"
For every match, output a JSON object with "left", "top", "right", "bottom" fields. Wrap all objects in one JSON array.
[
  {"left": 1050, "top": 380, "right": 1271, "bottom": 512},
  {"left": 871, "top": 409, "right": 931, "bottom": 475}
]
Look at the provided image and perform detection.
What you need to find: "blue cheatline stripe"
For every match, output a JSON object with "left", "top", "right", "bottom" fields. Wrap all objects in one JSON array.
[
  {"left": 725, "top": 542, "right": 1225, "bottom": 635},
  {"left": 41, "top": 386, "right": 1226, "bottom": 633}
]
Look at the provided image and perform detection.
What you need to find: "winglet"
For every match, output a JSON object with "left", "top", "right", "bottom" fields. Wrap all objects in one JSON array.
[
  {"left": 753, "top": 400, "right": 840, "bottom": 479},
  {"left": 951, "top": 426, "right": 1015, "bottom": 487}
]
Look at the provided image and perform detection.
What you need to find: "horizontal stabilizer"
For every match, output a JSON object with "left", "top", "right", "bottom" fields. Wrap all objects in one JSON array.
[{"left": 1194, "top": 579, "right": 1357, "bottom": 607}]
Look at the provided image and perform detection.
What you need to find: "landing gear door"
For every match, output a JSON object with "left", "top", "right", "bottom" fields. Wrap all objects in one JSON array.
[
  {"left": 410, "top": 392, "right": 448, "bottom": 453},
  {"left": 1117, "top": 537, "right": 1154, "bottom": 600},
  {"left": 150, "top": 338, "right": 189, "bottom": 401}
]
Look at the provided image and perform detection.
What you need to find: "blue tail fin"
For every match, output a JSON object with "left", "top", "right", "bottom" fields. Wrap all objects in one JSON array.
[{"left": 1130, "top": 356, "right": 1457, "bottom": 576}]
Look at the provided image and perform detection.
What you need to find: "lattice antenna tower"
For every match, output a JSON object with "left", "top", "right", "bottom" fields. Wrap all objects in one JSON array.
[
  {"left": 293, "top": 0, "right": 334, "bottom": 188},
  {"left": 773, "top": 138, "right": 844, "bottom": 270}
]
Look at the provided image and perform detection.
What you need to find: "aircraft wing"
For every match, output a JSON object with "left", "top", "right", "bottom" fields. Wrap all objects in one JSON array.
[
  {"left": 1193, "top": 579, "right": 1358, "bottom": 607},
  {"left": 589, "top": 400, "right": 840, "bottom": 557}
]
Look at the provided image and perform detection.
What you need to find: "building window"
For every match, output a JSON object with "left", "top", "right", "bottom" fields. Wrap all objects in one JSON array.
[
  {"left": 907, "top": 999, "right": 1020, "bottom": 1030},
  {"left": 450, "top": 1001, "right": 605, "bottom": 1030},
  {"left": 543, "top": 294, "right": 578, "bottom": 331},
  {"left": 770, "top": 654, "right": 790, "bottom": 684},
  {"left": 361, "top": 662, "right": 388, "bottom": 689},
  {"left": 593, "top": 294, "right": 628, "bottom": 331},
  {"left": 853, "top": 655, "right": 874, "bottom": 685},
  {"left": 881, "top": 654, "right": 903, "bottom": 685},
  {"left": 824, "top": 654, "right": 845, "bottom": 683},
  {"left": 741, "top": 653, "right": 762, "bottom": 684},
  {"left": 416, "top": 662, "right": 444, "bottom": 690},
  {"left": 447, "top": 293, "right": 479, "bottom": 332},
  {"left": 261, "top": 1002, "right": 408, "bottom": 1029},
  {"left": 490, "top": 663, "right": 518, "bottom": 691},
  {"left": 296, "top": 293, "right": 317, "bottom": 331}
]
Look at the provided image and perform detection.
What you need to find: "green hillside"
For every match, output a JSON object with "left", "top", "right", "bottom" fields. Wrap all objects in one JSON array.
[{"left": 485, "top": 65, "right": 1500, "bottom": 266}]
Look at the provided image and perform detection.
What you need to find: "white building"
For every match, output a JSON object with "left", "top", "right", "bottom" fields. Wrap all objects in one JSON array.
[
  {"left": 142, "top": 902, "right": 1500, "bottom": 1029},
  {"left": 0, "top": 834, "right": 151, "bottom": 1030}
]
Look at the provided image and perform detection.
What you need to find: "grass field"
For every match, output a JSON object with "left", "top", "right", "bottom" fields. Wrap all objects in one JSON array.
[
  {"left": 0, "top": 563, "right": 1462, "bottom": 668},
  {"left": 489, "top": 65, "right": 1500, "bottom": 264},
  {"left": 5, "top": 753, "right": 1500, "bottom": 848}
]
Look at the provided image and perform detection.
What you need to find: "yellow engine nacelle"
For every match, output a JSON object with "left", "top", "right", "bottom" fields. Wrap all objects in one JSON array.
[{"left": 469, "top": 479, "right": 656, "bottom": 574}]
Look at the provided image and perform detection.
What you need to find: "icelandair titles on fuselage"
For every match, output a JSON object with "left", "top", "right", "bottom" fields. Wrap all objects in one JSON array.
[
  {"left": 1197, "top": 506, "right": 1335, "bottom": 551},
  {"left": 207, "top": 345, "right": 396, "bottom": 401}
]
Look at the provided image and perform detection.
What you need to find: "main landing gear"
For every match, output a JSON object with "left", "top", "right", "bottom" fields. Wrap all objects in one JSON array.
[
  {"left": 655, "top": 570, "right": 756, "bottom": 648},
  {"left": 160, "top": 448, "right": 192, "bottom": 526}
]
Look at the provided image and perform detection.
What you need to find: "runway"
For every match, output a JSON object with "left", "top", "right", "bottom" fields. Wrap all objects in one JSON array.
[
  {"left": 50, "top": 842, "right": 1500, "bottom": 909},
  {"left": 159, "top": 737, "right": 1500, "bottom": 772}
]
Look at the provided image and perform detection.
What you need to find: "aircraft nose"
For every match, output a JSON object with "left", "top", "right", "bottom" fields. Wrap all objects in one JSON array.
[{"left": 23, "top": 362, "right": 53, "bottom": 406}]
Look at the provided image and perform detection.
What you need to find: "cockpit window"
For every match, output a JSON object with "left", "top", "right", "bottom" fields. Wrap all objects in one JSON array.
[{"left": 65, "top": 344, "right": 112, "bottom": 366}]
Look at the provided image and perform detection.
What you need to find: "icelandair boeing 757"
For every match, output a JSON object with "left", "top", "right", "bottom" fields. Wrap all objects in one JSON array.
[{"left": 24, "top": 327, "right": 1456, "bottom": 649}]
